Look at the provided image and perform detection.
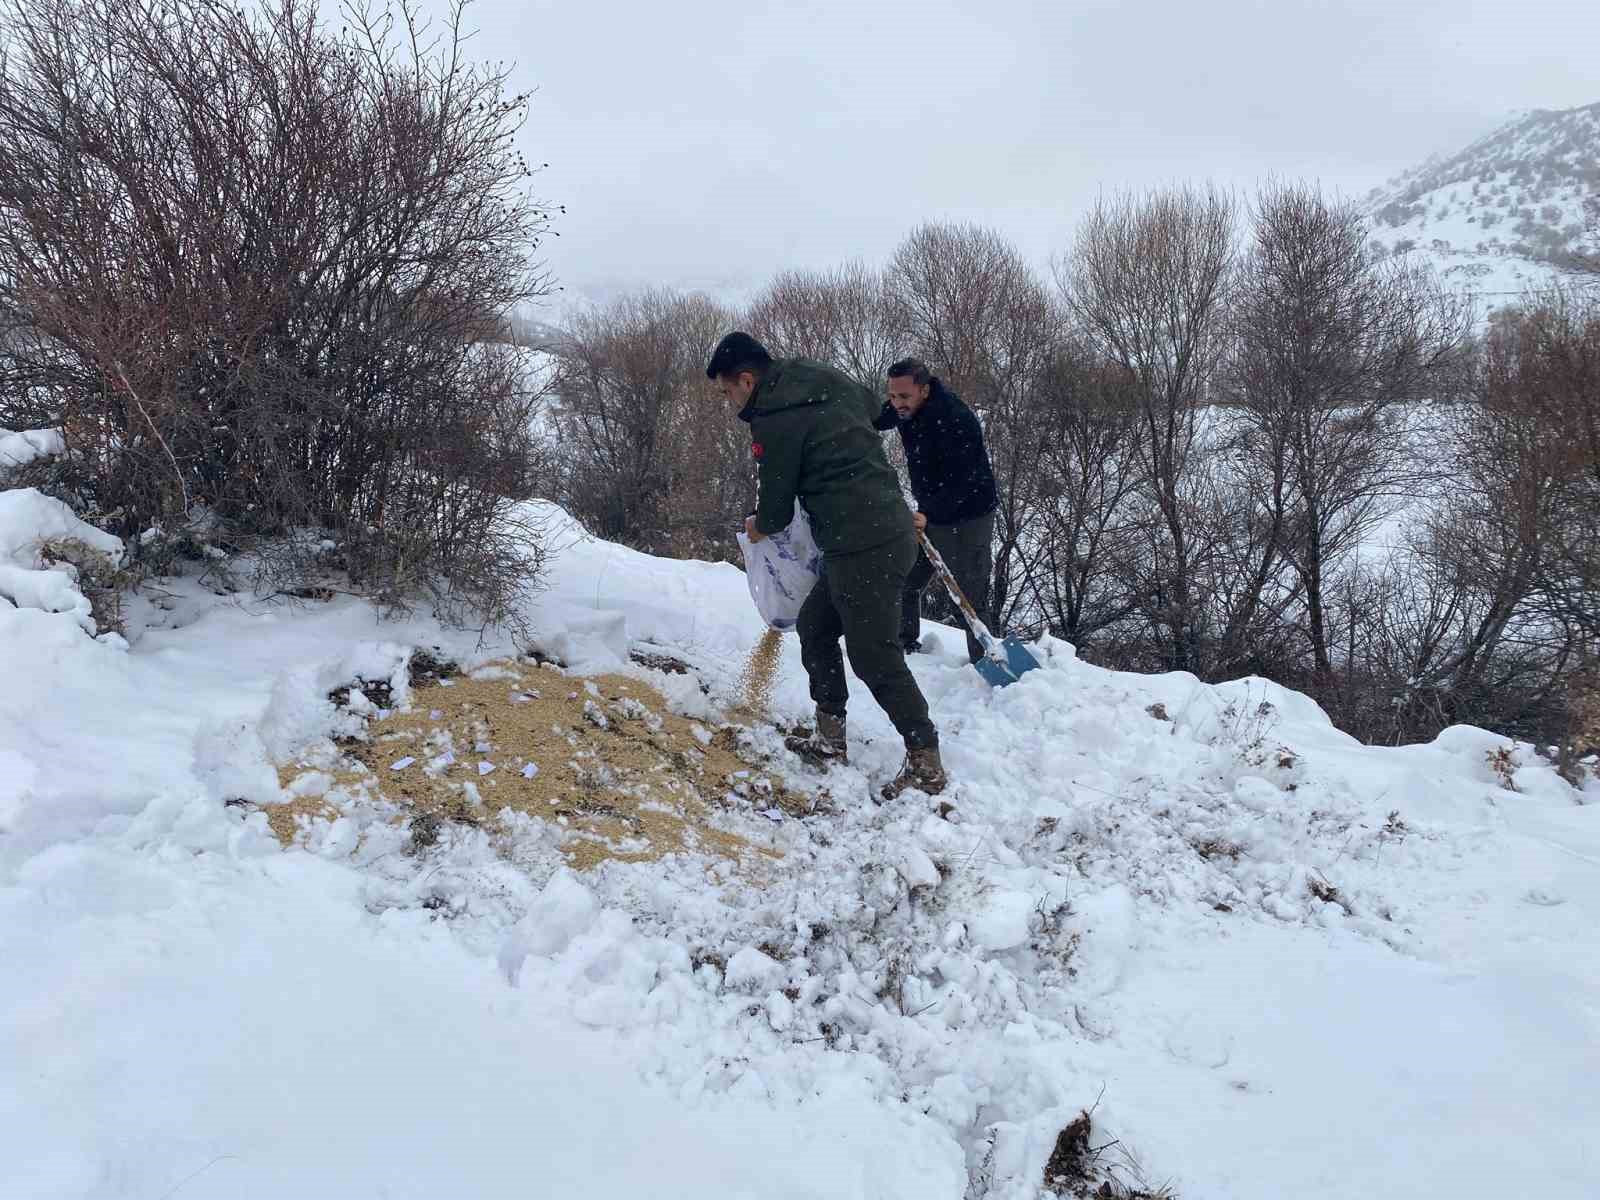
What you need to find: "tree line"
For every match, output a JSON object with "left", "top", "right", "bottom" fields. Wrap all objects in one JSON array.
[
  {"left": 546, "top": 187, "right": 1599, "bottom": 773},
  {"left": 0, "top": 0, "right": 1591, "bottom": 768}
]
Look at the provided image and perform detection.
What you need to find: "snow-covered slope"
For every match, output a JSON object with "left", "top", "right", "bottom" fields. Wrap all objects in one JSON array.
[
  {"left": 1365, "top": 102, "right": 1600, "bottom": 313},
  {"left": 1, "top": 492, "right": 1596, "bottom": 1199}
]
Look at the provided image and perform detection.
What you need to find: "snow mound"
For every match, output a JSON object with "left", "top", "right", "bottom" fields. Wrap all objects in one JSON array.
[
  {"left": 0, "top": 487, "right": 125, "bottom": 635},
  {"left": 0, "top": 427, "right": 64, "bottom": 471}
]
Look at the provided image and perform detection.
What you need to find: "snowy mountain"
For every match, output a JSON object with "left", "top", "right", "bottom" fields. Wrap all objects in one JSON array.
[
  {"left": 2, "top": 457, "right": 1597, "bottom": 1197},
  {"left": 1364, "top": 102, "right": 1600, "bottom": 311}
]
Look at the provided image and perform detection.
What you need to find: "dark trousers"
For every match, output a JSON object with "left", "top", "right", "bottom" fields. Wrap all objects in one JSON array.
[
  {"left": 797, "top": 533, "right": 938, "bottom": 750},
  {"left": 900, "top": 510, "right": 995, "bottom": 664}
]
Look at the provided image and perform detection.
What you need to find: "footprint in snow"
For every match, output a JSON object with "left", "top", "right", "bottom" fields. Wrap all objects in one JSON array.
[{"left": 1524, "top": 888, "right": 1566, "bottom": 907}]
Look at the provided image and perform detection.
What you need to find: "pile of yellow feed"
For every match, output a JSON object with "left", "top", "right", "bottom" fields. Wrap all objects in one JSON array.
[{"left": 272, "top": 659, "right": 808, "bottom": 873}]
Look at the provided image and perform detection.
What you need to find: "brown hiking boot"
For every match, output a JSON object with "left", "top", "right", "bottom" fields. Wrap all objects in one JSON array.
[
  {"left": 880, "top": 745, "right": 948, "bottom": 802},
  {"left": 784, "top": 709, "right": 848, "bottom": 767}
]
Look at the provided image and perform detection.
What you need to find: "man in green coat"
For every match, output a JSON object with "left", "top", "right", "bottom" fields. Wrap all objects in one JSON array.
[{"left": 707, "top": 331, "right": 947, "bottom": 801}]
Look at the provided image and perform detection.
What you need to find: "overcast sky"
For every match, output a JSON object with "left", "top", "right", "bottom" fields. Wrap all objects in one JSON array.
[{"left": 440, "top": 0, "right": 1600, "bottom": 313}]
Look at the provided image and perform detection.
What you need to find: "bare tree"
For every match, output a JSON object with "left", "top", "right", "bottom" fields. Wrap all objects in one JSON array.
[
  {"left": 1228, "top": 181, "right": 1471, "bottom": 678},
  {"left": 1025, "top": 342, "right": 1145, "bottom": 649},
  {"left": 1495, "top": 293, "right": 1600, "bottom": 651},
  {"left": 1058, "top": 185, "right": 1237, "bottom": 671},
  {"left": 550, "top": 289, "right": 749, "bottom": 560},
  {"left": 1385, "top": 307, "right": 1584, "bottom": 740},
  {"left": 745, "top": 262, "right": 900, "bottom": 388},
  {"left": 889, "top": 223, "right": 1038, "bottom": 392},
  {"left": 887, "top": 223, "right": 1063, "bottom": 632},
  {"left": 1184, "top": 422, "right": 1307, "bottom": 679},
  {"left": 0, "top": 0, "right": 553, "bottom": 621}
]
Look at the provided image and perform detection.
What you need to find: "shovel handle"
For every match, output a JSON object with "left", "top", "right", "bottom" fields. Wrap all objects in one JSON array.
[{"left": 916, "top": 529, "right": 1005, "bottom": 662}]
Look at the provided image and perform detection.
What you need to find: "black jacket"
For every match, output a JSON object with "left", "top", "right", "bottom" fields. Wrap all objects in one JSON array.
[{"left": 874, "top": 379, "right": 998, "bottom": 527}]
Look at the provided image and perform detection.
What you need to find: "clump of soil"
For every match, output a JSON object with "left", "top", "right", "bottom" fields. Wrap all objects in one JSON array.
[
  {"left": 734, "top": 629, "right": 785, "bottom": 720},
  {"left": 630, "top": 648, "right": 691, "bottom": 675},
  {"left": 407, "top": 648, "right": 459, "bottom": 687},
  {"left": 276, "top": 660, "right": 807, "bottom": 872},
  {"left": 1308, "top": 874, "right": 1354, "bottom": 915},
  {"left": 1190, "top": 836, "right": 1243, "bottom": 862},
  {"left": 1041, "top": 1107, "right": 1178, "bottom": 1199},
  {"left": 329, "top": 677, "right": 394, "bottom": 710},
  {"left": 1043, "top": 1110, "right": 1095, "bottom": 1195}
]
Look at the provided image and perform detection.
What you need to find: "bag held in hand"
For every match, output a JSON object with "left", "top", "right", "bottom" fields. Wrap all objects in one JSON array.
[{"left": 737, "top": 509, "right": 822, "bottom": 631}]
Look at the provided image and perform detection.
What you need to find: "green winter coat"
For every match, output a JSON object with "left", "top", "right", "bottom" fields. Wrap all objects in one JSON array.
[{"left": 740, "top": 357, "right": 912, "bottom": 557}]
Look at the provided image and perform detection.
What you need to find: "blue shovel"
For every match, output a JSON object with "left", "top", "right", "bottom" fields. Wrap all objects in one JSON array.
[{"left": 916, "top": 531, "right": 1043, "bottom": 687}]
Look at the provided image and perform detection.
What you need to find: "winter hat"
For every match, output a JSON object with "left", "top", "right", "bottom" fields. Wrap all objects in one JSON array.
[{"left": 705, "top": 331, "right": 773, "bottom": 380}]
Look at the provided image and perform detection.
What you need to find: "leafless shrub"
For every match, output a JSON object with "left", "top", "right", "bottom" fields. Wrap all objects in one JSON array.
[
  {"left": 1179, "top": 434, "right": 1304, "bottom": 679},
  {"left": 1228, "top": 182, "right": 1471, "bottom": 681},
  {"left": 1401, "top": 302, "right": 1590, "bottom": 732},
  {"left": 37, "top": 537, "right": 134, "bottom": 635},
  {"left": 549, "top": 289, "right": 751, "bottom": 561},
  {"left": 1058, "top": 185, "right": 1238, "bottom": 671},
  {"left": 1027, "top": 341, "right": 1145, "bottom": 648},
  {"left": 1211, "top": 691, "right": 1285, "bottom": 770},
  {"left": 746, "top": 262, "right": 901, "bottom": 389},
  {"left": 891, "top": 222, "right": 1039, "bottom": 393},
  {"left": 1487, "top": 294, "right": 1600, "bottom": 647},
  {"left": 1560, "top": 660, "right": 1600, "bottom": 785},
  {"left": 0, "top": 0, "right": 553, "bottom": 620},
  {"left": 1486, "top": 745, "right": 1520, "bottom": 790}
]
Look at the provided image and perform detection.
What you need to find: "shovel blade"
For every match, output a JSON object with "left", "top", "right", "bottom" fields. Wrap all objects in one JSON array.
[{"left": 973, "top": 636, "right": 1044, "bottom": 688}]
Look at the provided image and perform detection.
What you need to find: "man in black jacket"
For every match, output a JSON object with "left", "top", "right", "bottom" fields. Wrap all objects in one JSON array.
[{"left": 874, "top": 358, "right": 999, "bottom": 664}]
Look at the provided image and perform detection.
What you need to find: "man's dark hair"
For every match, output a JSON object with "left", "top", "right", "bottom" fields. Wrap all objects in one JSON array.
[
  {"left": 706, "top": 331, "right": 773, "bottom": 380},
  {"left": 887, "top": 357, "right": 932, "bottom": 387}
]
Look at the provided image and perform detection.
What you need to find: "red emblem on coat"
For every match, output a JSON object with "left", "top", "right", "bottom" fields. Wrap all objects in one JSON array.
[{"left": 751, "top": 442, "right": 764, "bottom": 459}]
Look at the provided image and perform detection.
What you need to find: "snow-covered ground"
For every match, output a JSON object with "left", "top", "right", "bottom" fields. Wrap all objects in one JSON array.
[
  {"left": 0, "top": 427, "right": 65, "bottom": 472},
  {"left": 2, "top": 487, "right": 1596, "bottom": 1199}
]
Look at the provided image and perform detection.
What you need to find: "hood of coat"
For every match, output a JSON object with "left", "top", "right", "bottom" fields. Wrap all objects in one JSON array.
[{"left": 737, "top": 358, "right": 840, "bottom": 423}]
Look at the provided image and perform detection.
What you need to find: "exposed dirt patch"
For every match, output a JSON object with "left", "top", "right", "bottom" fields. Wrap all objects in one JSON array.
[
  {"left": 629, "top": 648, "right": 692, "bottom": 675},
  {"left": 1040, "top": 1105, "right": 1177, "bottom": 1199},
  {"left": 1308, "top": 874, "right": 1354, "bottom": 915},
  {"left": 275, "top": 660, "right": 806, "bottom": 873},
  {"left": 1043, "top": 1110, "right": 1095, "bottom": 1195},
  {"left": 1190, "top": 836, "right": 1244, "bottom": 862},
  {"left": 407, "top": 647, "right": 459, "bottom": 687},
  {"left": 328, "top": 676, "right": 393, "bottom": 710}
]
